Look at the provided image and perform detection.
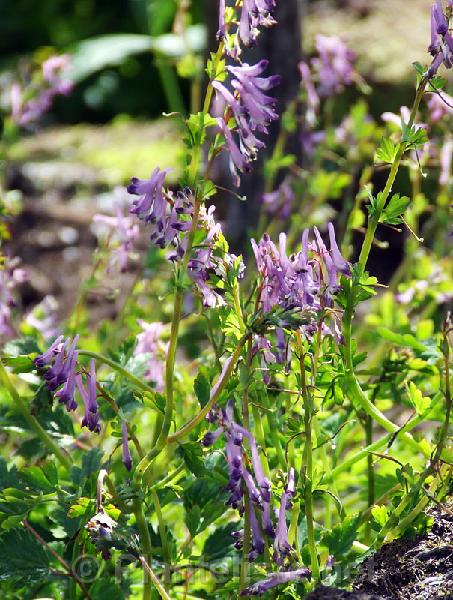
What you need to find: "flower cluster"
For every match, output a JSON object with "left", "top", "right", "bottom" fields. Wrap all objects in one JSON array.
[
  {"left": 34, "top": 338, "right": 101, "bottom": 432},
  {"left": 428, "top": 0, "right": 453, "bottom": 77},
  {"left": 134, "top": 320, "right": 168, "bottom": 391},
  {"left": 214, "top": 61, "right": 281, "bottom": 186},
  {"left": 218, "top": 0, "right": 277, "bottom": 58},
  {"left": 261, "top": 177, "right": 295, "bottom": 220},
  {"left": 311, "top": 35, "right": 357, "bottom": 98},
  {"left": 252, "top": 223, "right": 350, "bottom": 315},
  {"left": 93, "top": 201, "right": 139, "bottom": 273},
  {"left": 11, "top": 54, "right": 73, "bottom": 127},
  {"left": 240, "top": 567, "right": 310, "bottom": 596},
  {"left": 127, "top": 170, "right": 195, "bottom": 260},
  {"left": 297, "top": 36, "right": 357, "bottom": 158},
  {"left": 25, "top": 295, "right": 60, "bottom": 341},
  {"left": 0, "top": 257, "right": 27, "bottom": 338},
  {"left": 203, "top": 401, "right": 297, "bottom": 565}
]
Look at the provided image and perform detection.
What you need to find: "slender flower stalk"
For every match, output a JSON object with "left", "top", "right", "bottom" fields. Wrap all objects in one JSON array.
[{"left": 295, "top": 331, "right": 320, "bottom": 581}]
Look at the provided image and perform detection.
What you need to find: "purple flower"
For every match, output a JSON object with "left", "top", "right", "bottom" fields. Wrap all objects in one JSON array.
[
  {"left": 262, "top": 178, "right": 295, "bottom": 220},
  {"left": 220, "top": 0, "right": 277, "bottom": 57},
  {"left": 54, "top": 349, "right": 78, "bottom": 412},
  {"left": 0, "top": 257, "right": 28, "bottom": 338},
  {"left": 128, "top": 176, "right": 195, "bottom": 260},
  {"left": 311, "top": 35, "right": 356, "bottom": 97},
  {"left": 427, "top": 91, "right": 453, "bottom": 123},
  {"left": 240, "top": 567, "right": 310, "bottom": 596},
  {"left": 248, "top": 498, "right": 265, "bottom": 560},
  {"left": 25, "top": 295, "right": 60, "bottom": 341},
  {"left": 43, "top": 336, "right": 79, "bottom": 391},
  {"left": 187, "top": 205, "right": 241, "bottom": 308},
  {"left": 35, "top": 335, "right": 80, "bottom": 412},
  {"left": 11, "top": 54, "right": 73, "bottom": 127},
  {"left": 428, "top": 0, "right": 453, "bottom": 76},
  {"left": 76, "top": 360, "right": 101, "bottom": 433},
  {"left": 134, "top": 320, "right": 168, "bottom": 391},
  {"left": 93, "top": 201, "right": 139, "bottom": 273},
  {"left": 122, "top": 420, "right": 133, "bottom": 471},
  {"left": 299, "top": 61, "right": 320, "bottom": 127},
  {"left": 273, "top": 468, "right": 295, "bottom": 564},
  {"left": 128, "top": 168, "right": 170, "bottom": 224},
  {"left": 214, "top": 60, "right": 280, "bottom": 185},
  {"left": 204, "top": 399, "right": 274, "bottom": 540}
]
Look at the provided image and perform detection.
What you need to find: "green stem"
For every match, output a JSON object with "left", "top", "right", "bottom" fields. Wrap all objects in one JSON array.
[
  {"left": 139, "top": 556, "right": 172, "bottom": 600},
  {"left": 358, "top": 76, "right": 428, "bottom": 271},
  {"left": 0, "top": 360, "right": 71, "bottom": 470},
  {"left": 133, "top": 498, "right": 155, "bottom": 600},
  {"left": 296, "top": 333, "right": 320, "bottom": 581},
  {"left": 167, "top": 334, "right": 248, "bottom": 443},
  {"left": 151, "top": 489, "right": 171, "bottom": 585},
  {"left": 328, "top": 393, "right": 441, "bottom": 481},
  {"left": 342, "top": 305, "right": 428, "bottom": 456},
  {"left": 240, "top": 338, "right": 252, "bottom": 593},
  {"left": 78, "top": 350, "right": 156, "bottom": 395}
]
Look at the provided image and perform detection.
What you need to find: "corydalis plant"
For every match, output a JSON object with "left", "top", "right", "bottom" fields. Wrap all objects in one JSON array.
[{"left": 10, "top": 54, "right": 73, "bottom": 127}]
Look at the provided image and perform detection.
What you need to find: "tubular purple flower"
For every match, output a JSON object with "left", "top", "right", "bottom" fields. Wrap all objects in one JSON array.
[
  {"left": 217, "top": 0, "right": 226, "bottom": 39},
  {"left": 273, "top": 470, "right": 295, "bottom": 564},
  {"left": 128, "top": 168, "right": 170, "bottom": 224},
  {"left": 134, "top": 320, "right": 168, "bottom": 391},
  {"left": 427, "top": 0, "right": 453, "bottom": 76},
  {"left": 34, "top": 335, "right": 64, "bottom": 368},
  {"left": 76, "top": 365, "right": 101, "bottom": 434},
  {"left": 201, "top": 427, "right": 224, "bottom": 447},
  {"left": 248, "top": 499, "right": 265, "bottom": 559},
  {"left": 299, "top": 61, "right": 320, "bottom": 127},
  {"left": 328, "top": 222, "right": 351, "bottom": 276},
  {"left": 54, "top": 351, "right": 78, "bottom": 412},
  {"left": 214, "top": 60, "right": 280, "bottom": 184},
  {"left": 312, "top": 35, "right": 356, "bottom": 97},
  {"left": 122, "top": 421, "right": 133, "bottom": 471},
  {"left": 240, "top": 567, "right": 310, "bottom": 596}
]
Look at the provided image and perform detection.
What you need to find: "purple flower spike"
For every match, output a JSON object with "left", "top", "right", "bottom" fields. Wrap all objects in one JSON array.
[
  {"left": 240, "top": 567, "right": 310, "bottom": 596},
  {"left": 54, "top": 350, "right": 78, "bottom": 412},
  {"left": 128, "top": 168, "right": 169, "bottom": 224},
  {"left": 248, "top": 499, "right": 265, "bottom": 559},
  {"left": 214, "top": 60, "right": 280, "bottom": 185},
  {"left": 34, "top": 335, "right": 64, "bottom": 368},
  {"left": 122, "top": 420, "right": 132, "bottom": 471},
  {"left": 273, "top": 469, "right": 296, "bottom": 565},
  {"left": 427, "top": 1, "right": 453, "bottom": 76},
  {"left": 328, "top": 222, "right": 351, "bottom": 276},
  {"left": 76, "top": 363, "right": 101, "bottom": 434}
]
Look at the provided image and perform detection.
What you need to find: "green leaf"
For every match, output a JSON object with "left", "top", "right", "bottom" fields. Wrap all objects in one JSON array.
[
  {"left": 380, "top": 193, "right": 410, "bottom": 225},
  {"left": 376, "top": 327, "right": 427, "bottom": 353},
  {"left": 177, "top": 443, "right": 205, "bottom": 477},
  {"left": 194, "top": 370, "right": 210, "bottom": 409},
  {"left": 0, "top": 529, "right": 50, "bottom": 583},
  {"left": 185, "top": 505, "right": 201, "bottom": 537},
  {"left": 203, "top": 523, "right": 237, "bottom": 561},
  {"left": 1, "top": 355, "right": 35, "bottom": 373},
  {"left": 81, "top": 449, "right": 103, "bottom": 481},
  {"left": 21, "top": 466, "right": 55, "bottom": 493},
  {"left": 376, "top": 138, "right": 398, "bottom": 164},
  {"left": 407, "top": 382, "right": 431, "bottom": 415},
  {"left": 371, "top": 504, "right": 389, "bottom": 527},
  {"left": 69, "top": 35, "right": 151, "bottom": 82},
  {"left": 322, "top": 516, "right": 359, "bottom": 559}
]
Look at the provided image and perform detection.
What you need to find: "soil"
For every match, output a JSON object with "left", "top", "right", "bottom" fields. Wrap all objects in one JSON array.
[{"left": 307, "top": 498, "right": 453, "bottom": 600}]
